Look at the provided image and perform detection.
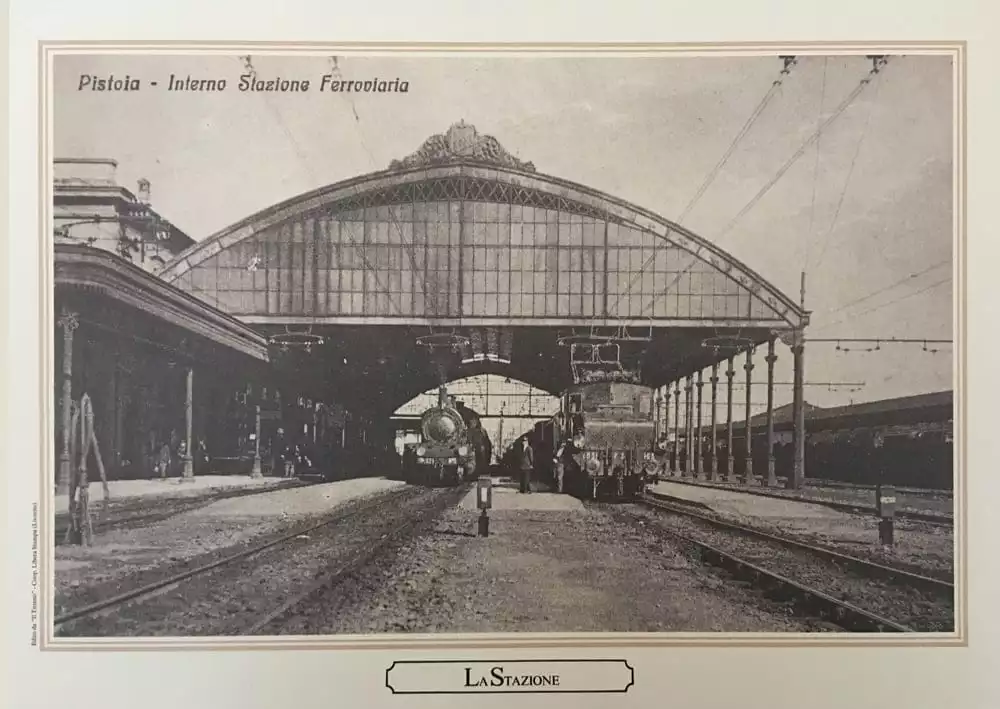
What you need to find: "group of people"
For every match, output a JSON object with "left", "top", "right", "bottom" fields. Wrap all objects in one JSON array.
[
  {"left": 148, "top": 432, "right": 208, "bottom": 478},
  {"left": 511, "top": 436, "right": 576, "bottom": 494}
]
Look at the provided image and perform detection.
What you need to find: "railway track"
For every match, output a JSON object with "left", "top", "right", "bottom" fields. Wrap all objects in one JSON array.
[
  {"left": 55, "top": 485, "right": 467, "bottom": 636},
  {"left": 628, "top": 495, "right": 955, "bottom": 633},
  {"left": 647, "top": 483, "right": 954, "bottom": 525},
  {"left": 53, "top": 479, "right": 316, "bottom": 543}
]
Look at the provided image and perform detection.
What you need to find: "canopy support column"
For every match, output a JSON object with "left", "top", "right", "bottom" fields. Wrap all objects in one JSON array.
[
  {"left": 743, "top": 347, "right": 755, "bottom": 485},
  {"left": 695, "top": 371, "right": 704, "bottom": 479},
  {"left": 182, "top": 366, "right": 194, "bottom": 479},
  {"left": 673, "top": 381, "right": 681, "bottom": 475},
  {"left": 789, "top": 329, "right": 806, "bottom": 490},
  {"left": 709, "top": 363, "right": 719, "bottom": 481},
  {"left": 726, "top": 357, "right": 735, "bottom": 482},
  {"left": 765, "top": 338, "right": 778, "bottom": 487},
  {"left": 251, "top": 401, "right": 263, "bottom": 478},
  {"left": 684, "top": 376, "right": 693, "bottom": 476},
  {"left": 57, "top": 308, "right": 78, "bottom": 496}
]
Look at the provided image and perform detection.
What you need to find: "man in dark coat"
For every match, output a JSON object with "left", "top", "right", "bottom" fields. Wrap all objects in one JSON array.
[{"left": 518, "top": 438, "right": 534, "bottom": 493}]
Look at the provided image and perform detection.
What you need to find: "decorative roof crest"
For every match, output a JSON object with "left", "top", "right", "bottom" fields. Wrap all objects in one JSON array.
[{"left": 388, "top": 121, "right": 536, "bottom": 172}]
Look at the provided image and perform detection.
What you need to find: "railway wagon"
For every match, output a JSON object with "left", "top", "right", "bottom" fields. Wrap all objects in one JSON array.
[
  {"left": 719, "top": 390, "right": 954, "bottom": 490},
  {"left": 403, "top": 387, "right": 491, "bottom": 487},
  {"left": 534, "top": 381, "right": 660, "bottom": 501}
]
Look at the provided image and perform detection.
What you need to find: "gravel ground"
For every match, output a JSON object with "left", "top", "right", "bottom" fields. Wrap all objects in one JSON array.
[
  {"left": 617, "top": 504, "right": 955, "bottom": 632},
  {"left": 650, "top": 483, "right": 954, "bottom": 579},
  {"left": 57, "top": 485, "right": 462, "bottom": 637},
  {"left": 54, "top": 477, "right": 407, "bottom": 614},
  {"left": 296, "top": 503, "right": 824, "bottom": 634}
]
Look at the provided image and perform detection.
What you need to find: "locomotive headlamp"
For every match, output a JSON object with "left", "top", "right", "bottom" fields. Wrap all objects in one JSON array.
[
  {"left": 416, "top": 445, "right": 427, "bottom": 457},
  {"left": 458, "top": 445, "right": 469, "bottom": 456},
  {"left": 572, "top": 434, "right": 586, "bottom": 448}
]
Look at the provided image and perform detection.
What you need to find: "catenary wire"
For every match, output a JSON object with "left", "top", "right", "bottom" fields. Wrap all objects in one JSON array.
[{"left": 637, "top": 56, "right": 892, "bottom": 319}]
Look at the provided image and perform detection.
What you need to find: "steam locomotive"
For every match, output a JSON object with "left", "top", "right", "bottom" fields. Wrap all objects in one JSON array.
[
  {"left": 531, "top": 381, "right": 661, "bottom": 501},
  {"left": 402, "top": 387, "right": 492, "bottom": 487}
]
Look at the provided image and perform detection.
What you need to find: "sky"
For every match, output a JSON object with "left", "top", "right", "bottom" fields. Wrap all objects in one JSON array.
[{"left": 53, "top": 52, "right": 955, "bottom": 417}]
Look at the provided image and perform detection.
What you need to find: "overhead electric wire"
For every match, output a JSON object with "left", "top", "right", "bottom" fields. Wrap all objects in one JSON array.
[
  {"left": 326, "top": 56, "right": 437, "bottom": 330},
  {"left": 802, "top": 57, "right": 829, "bottom": 270},
  {"left": 237, "top": 56, "right": 406, "bottom": 317},
  {"left": 638, "top": 56, "right": 892, "bottom": 319},
  {"left": 810, "top": 75, "right": 881, "bottom": 273},
  {"left": 600, "top": 56, "right": 797, "bottom": 323},
  {"left": 819, "top": 259, "right": 949, "bottom": 316},
  {"left": 715, "top": 57, "right": 890, "bottom": 242},
  {"left": 816, "top": 276, "right": 951, "bottom": 329}
]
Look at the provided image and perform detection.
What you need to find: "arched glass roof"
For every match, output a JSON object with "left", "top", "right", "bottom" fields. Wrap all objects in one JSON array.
[{"left": 161, "top": 123, "right": 807, "bottom": 332}]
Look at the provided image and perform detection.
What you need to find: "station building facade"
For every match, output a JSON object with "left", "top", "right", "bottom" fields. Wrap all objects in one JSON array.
[{"left": 53, "top": 159, "right": 271, "bottom": 490}]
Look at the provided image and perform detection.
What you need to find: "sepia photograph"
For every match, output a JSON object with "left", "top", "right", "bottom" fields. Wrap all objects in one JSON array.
[{"left": 45, "top": 49, "right": 958, "bottom": 642}]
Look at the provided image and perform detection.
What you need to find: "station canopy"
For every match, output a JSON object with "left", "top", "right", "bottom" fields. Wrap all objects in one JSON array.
[{"left": 162, "top": 122, "right": 808, "bottom": 418}]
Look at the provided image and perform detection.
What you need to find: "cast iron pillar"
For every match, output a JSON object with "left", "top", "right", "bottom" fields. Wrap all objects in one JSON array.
[
  {"left": 743, "top": 347, "right": 755, "bottom": 485},
  {"left": 709, "top": 363, "right": 719, "bottom": 481},
  {"left": 726, "top": 357, "right": 735, "bottom": 482},
  {"left": 182, "top": 366, "right": 194, "bottom": 479},
  {"left": 789, "top": 330, "right": 806, "bottom": 490},
  {"left": 57, "top": 308, "right": 78, "bottom": 496},
  {"left": 251, "top": 402, "right": 263, "bottom": 478},
  {"left": 765, "top": 338, "right": 778, "bottom": 487},
  {"left": 695, "top": 371, "right": 704, "bottom": 478},
  {"left": 663, "top": 386, "right": 671, "bottom": 451},
  {"left": 673, "top": 381, "right": 681, "bottom": 475},
  {"left": 684, "top": 377, "right": 693, "bottom": 476}
]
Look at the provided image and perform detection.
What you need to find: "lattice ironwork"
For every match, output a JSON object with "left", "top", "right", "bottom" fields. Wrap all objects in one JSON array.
[{"left": 314, "top": 176, "right": 612, "bottom": 223}]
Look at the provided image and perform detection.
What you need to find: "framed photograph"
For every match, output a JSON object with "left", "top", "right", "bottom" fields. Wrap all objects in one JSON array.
[{"left": 5, "top": 2, "right": 998, "bottom": 707}]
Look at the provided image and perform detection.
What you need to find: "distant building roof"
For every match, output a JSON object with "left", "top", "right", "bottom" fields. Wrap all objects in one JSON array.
[
  {"left": 53, "top": 157, "right": 195, "bottom": 260},
  {"left": 700, "top": 390, "right": 953, "bottom": 434}
]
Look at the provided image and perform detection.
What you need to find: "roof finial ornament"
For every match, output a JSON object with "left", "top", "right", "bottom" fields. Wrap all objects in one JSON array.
[{"left": 388, "top": 121, "right": 536, "bottom": 172}]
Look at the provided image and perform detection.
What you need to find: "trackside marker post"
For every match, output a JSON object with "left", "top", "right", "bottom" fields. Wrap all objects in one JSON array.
[
  {"left": 872, "top": 431, "right": 894, "bottom": 546},
  {"left": 477, "top": 476, "right": 492, "bottom": 537},
  {"left": 878, "top": 484, "right": 896, "bottom": 546}
]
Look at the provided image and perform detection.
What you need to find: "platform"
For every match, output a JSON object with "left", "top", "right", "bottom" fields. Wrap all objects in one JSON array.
[
  {"left": 458, "top": 481, "right": 585, "bottom": 512},
  {"left": 648, "top": 480, "right": 849, "bottom": 520},
  {"left": 52, "top": 475, "right": 295, "bottom": 514}
]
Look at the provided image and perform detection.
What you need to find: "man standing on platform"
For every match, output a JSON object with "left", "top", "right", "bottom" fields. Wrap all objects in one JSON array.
[{"left": 518, "top": 437, "right": 534, "bottom": 494}]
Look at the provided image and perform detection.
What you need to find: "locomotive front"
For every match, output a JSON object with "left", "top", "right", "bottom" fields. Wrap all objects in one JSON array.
[
  {"left": 561, "top": 383, "right": 659, "bottom": 500},
  {"left": 411, "top": 403, "right": 475, "bottom": 486}
]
